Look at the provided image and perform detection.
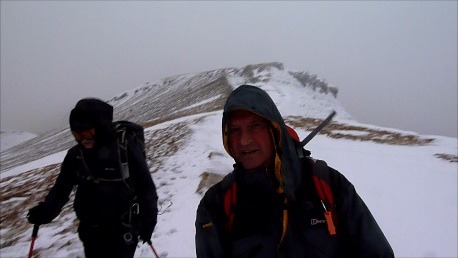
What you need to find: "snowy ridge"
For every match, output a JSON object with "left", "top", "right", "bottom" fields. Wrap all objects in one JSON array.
[
  {"left": 0, "top": 62, "right": 344, "bottom": 172},
  {"left": 226, "top": 63, "right": 352, "bottom": 122}
]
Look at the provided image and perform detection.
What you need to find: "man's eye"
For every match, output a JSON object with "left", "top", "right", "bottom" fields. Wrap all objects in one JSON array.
[{"left": 250, "top": 122, "right": 264, "bottom": 131}]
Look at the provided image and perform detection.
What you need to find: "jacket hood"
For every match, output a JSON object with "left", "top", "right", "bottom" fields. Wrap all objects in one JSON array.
[
  {"left": 222, "top": 85, "right": 302, "bottom": 201},
  {"left": 69, "top": 98, "right": 114, "bottom": 145}
]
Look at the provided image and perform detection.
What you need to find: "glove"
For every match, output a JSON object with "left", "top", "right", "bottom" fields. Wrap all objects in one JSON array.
[
  {"left": 27, "top": 202, "right": 59, "bottom": 225},
  {"left": 139, "top": 219, "right": 156, "bottom": 243}
]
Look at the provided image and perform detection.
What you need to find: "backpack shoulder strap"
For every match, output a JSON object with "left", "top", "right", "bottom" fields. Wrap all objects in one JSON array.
[
  {"left": 287, "top": 124, "right": 337, "bottom": 235},
  {"left": 223, "top": 177, "right": 237, "bottom": 232},
  {"left": 311, "top": 159, "right": 335, "bottom": 207},
  {"left": 308, "top": 158, "right": 337, "bottom": 235},
  {"left": 113, "top": 123, "right": 130, "bottom": 180}
]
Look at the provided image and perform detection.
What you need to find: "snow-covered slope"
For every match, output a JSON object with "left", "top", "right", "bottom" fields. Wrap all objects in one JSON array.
[
  {"left": 1, "top": 62, "right": 456, "bottom": 257},
  {"left": 0, "top": 62, "right": 349, "bottom": 172}
]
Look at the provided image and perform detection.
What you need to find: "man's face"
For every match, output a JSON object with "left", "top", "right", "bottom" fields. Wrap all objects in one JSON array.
[
  {"left": 228, "top": 110, "right": 275, "bottom": 170},
  {"left": 72, "top": 128, "right": 96, "bottom": 149}
]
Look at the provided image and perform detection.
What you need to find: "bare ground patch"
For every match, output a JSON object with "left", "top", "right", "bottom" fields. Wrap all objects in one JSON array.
[
  {"left": 434, "top": 153, "right": 458, "bottom": 163},
  {"left": 0, "top": 163, "right": 62, "bottom": 248},
  {"left": 284, "top": 116, "right": 435, "bottom": 146},
  {"left": 196, "top": 172, "right": 225, "bottom": 195}
]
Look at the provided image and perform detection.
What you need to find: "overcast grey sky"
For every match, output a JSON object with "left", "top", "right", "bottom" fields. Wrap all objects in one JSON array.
[{"left": 1, "top": 1, "right": 457, "bottom": 137}]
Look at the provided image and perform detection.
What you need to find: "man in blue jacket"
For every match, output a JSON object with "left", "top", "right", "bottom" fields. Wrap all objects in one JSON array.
[
  {"left": 27, "top": 98, "right": 158, "bottom": 258},
  {"left": 195, "top": 85, "right": 394, "bottom": 257}
]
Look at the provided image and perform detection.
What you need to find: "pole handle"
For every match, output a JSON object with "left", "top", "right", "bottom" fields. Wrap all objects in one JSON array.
[{"left": 32, "top": 224, "right": 40, "bottom": 237}]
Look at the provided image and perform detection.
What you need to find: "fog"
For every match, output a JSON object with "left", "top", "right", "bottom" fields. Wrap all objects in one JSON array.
[{"left": 1, "top": 1, "right": 456, "bottom": 137}]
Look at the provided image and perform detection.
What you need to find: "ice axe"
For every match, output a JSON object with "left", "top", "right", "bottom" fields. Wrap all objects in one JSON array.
[
  {"left": 300, "top": 110, "right": 336, "bottom": 146},
  {"left": 287, "top": 110, "right": 337, "bottom": 158},
  {"left": 28, "top": 224, "right": 40, "bottom": 258}
]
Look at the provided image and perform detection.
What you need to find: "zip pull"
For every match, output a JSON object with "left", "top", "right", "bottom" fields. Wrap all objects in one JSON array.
[{"left": 321, "top": 200, "right": 336, "bottom": 235}]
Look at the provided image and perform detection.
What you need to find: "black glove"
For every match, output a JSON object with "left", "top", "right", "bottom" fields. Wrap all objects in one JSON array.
[
  {"left": 139, "top": 219, "right": 156, "bottom": 243},
  {"left": 27, "top": 202, "right": 59, "bottom": 225}
]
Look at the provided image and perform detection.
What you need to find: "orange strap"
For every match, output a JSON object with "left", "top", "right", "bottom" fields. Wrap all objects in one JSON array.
[{"left": 312, "top": 175, "right": 337, "bottom": 235}]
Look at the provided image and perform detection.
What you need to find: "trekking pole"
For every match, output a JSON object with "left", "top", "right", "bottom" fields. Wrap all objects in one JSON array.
[
  {"left": 28, "top": 224, "right": 40, "bottom": 258},
  {"left": 147, "top": 240, "right": 160, "bottom": 258},
  {"left": 300, "top": 110, "right": 336, "bottom": 146}
]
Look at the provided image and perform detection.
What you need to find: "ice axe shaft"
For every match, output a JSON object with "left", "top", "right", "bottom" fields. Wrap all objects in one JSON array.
[
  {"left": 300, "top": 110, "right": 336, "bottom": 146},
  {"left": 28, "top": 224, "right": 40, "bottom": 258}
]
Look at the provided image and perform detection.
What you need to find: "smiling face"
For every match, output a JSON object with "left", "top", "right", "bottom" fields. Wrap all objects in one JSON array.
[
  {"left": 227, "top": 110, "right": 276, "bottom": 170},
  {"left": 72, "top": 128, "right": 96, "bottom": 149}
]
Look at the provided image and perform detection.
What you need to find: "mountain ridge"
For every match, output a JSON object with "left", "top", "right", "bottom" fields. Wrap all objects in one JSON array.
[{"left": 0, "top": 62, "right": 349, "bottom": 172}]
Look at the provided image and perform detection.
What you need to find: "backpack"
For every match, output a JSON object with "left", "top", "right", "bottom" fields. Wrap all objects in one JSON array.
[
  {"left": 223, "top": 126, "right": 337, "bottom": 237},
  {"left": 113, "top": 121, "right": 148, "bottom": 242},
  {"left": 113, "top": 120, "right": 146, "bottom": 181}
]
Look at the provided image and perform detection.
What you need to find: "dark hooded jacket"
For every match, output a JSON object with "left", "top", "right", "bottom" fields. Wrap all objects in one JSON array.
[
  {"left": 195, "top": 85, "right": 394, "bottom": 258},
  {"left": 40, "top": 98, "right": 157, "bottom": 234}
]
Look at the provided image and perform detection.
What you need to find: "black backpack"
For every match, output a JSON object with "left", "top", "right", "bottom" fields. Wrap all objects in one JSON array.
[
  {"left": 113, "top": 120, "right": 146, "bottom": 157},
  {"left": 113, "top": 121, "right": 146, "bottom": 181},
  {"left": 112, "top": 121, "right": 147, "bottom": 242}
]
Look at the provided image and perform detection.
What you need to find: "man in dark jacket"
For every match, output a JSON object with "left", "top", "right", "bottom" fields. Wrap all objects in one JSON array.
[
  {"left": 195, "top": 85, "right": 394, "bottom": 257},
  {"left": 27, "top": 98, "right": 158, "bottom": 258}
]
